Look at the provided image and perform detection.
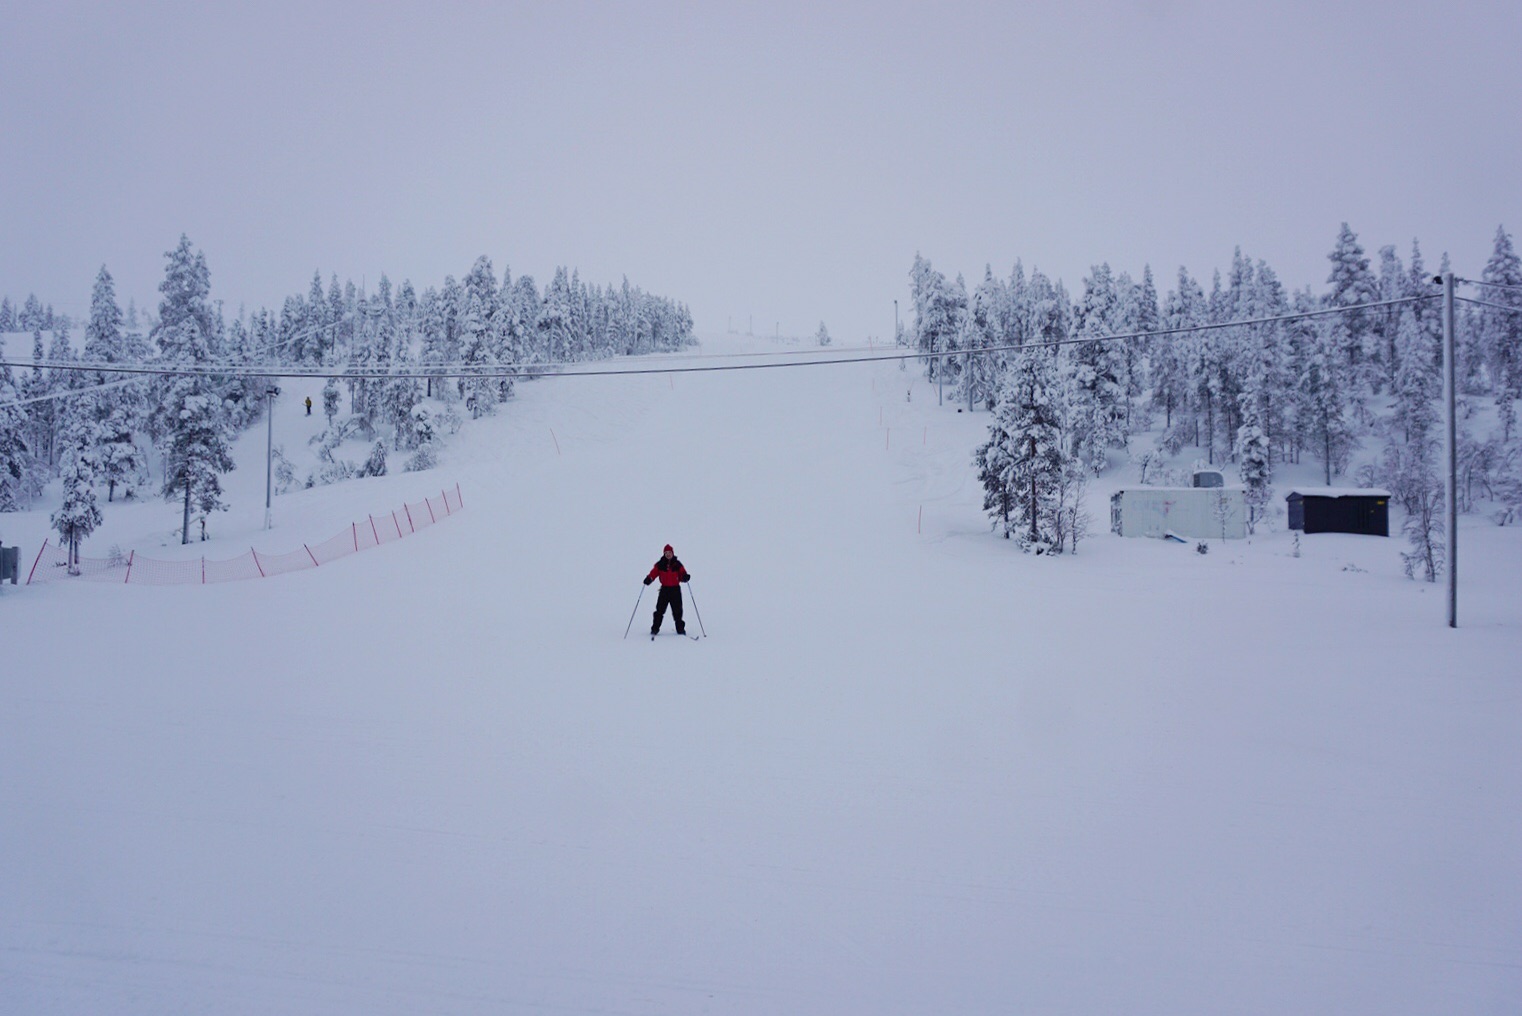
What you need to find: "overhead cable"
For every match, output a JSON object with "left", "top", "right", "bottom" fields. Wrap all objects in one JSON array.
[
  {"left": 0, "top": 295, "right": 1437, "bottom": 387},
  {"left": 1457, "top": 276, "right": 1522, "bottom": 295},
  {"left": 1455, "top": 295, "right": 1522, "bottom": 316},
  {"left": 0, "top": 294, "right": 1435, "bottom": 408}
]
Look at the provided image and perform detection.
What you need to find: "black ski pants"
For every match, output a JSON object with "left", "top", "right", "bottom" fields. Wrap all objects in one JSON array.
[{"left": 651, "top": 585, "right": 684, "bottom": 633}]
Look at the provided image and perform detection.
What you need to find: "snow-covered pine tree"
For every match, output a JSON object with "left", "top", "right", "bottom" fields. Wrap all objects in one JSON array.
[
  {"left": 567, "top": 268, "right": 590, "bottom": 360},
  {"left": 464, "top": 256, "right": 497, "bottom": 322},
  {"left": 0, "top": 297, "right": 14, "bottom": 332},
  {"left": 327, "top": 274, "right": 348, "bottom": 356},
  {"left": 21, "top": 294, "right": 43, "bottom": 330},
  {"left": 48, "top": 323, "right": 77, "bottom": 380},
  {"left": 1249, "top": 260, "right": 1294, "bottom": 463},
  {"left": 960, "top": 268, "right": 1003, "bottom": 410},
  {"left": 816, "top": 321, "right": 831, "bottom": 347},
  {"left": 385, "top": 329, "right": 422, "bottom": 448},
  {"left": 1281, "top": 287, "right": 1323, "bottom": 465},
  {"left": 366, "top": 284, "right": 398, "bottom": 425},
  {"left": 51, "top": 397, "right": 104, "bottom": 573},
  {"left": 1373, "top": 244, "right": 1411, "bottom": 393},
  {"left": 1191, "top": 275, "right": 1229, "bottom": 463},
  {"left": 1392, "top": 307, "right": 1440, "bottom": 446},
  {"left": 298, "top": 269, "right": 330, "bottom": 363},
  {"left": 509, "top": 274, "right": 540, "bottom": 361},
  {"left": 1154, "top": 267, "right": 1204, "bottom": 440},
  {"left": 1128, "top": 264, "right": 1161, "bottom": 430},
  {"left": 394, "top": 279, "right": 418, "bottom": 361},
  {"left": 362, "top": 441, "right": 387, "bottom": 478},
  {"left": 1002, "top": 261, "right": 1030, "bottom": 348},
  {"left": 83, "top": 265, "right": 150, "bottom": 487},
  {"left": 417, "top": 286, "right": 448, "bottom": 399},
  {"left": 98, "top": 398, "right": 146, "bottom": 502},
  {"left": 539, "top": 267, "right": 576, "bottom": 364},
  {"left": 0, "top": 361, "right": 29, "bottom": 511},
  {"left": 1405, "top": 240, "right": 1441, "bottom": 372},
  {"left": 458, "top": 291, "right": 498, "bottom": 418},
  {"left": 909, "top": 257, "right": 965, "bottom": 387},
  {"left": 148, "top": 235, "right": 215, "bottom": 441},
  {"left": 1069, "top": 263, "right": 1128, "bottom": 473},
  {"left": 1480, "top": 225, "right": 1522, "bottom": 442},
  {"left": 1301, "top": 316, "right": 1357, "bottom": 484},
  {"left": 150, "top": 236, "right": 235, "bottom": 543},
  {"left": 322, "top": 375, "right": 340, "bottom": 426},
  {"left": 975, "top": 346, "right": 1064, "bottom": 546},
  {"left": 1235, "top": 393, "right": 1272, "bottom": 534},
  {"left": 1210, "top": 248, "right": 1259, "bottom": 464},
  {"left": 345, "top": 297, "right": 383, "bottom": 428},
  {"left": 41, "top": 324, "right": 78, "bottom": 466},
  {"left": 161, "top": 383, "right": 234, "bottom": 542},
  {"left": 1325, "top": 223, "right": 1381, "bottom": 393},
  {"left": 22, "top": 327, "right": 51, "bottom": 473},
  {"left": 84, "top": 266, "right": 126, "bottom": 365}
]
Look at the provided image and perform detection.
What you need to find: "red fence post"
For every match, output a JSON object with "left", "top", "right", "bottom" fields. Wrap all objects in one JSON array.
[
  {"left": 392, "top": 511, "right": 403, "bottom": 538},
  {"left": 456, "top": 482, "right": 462, "bottom": 508},
  {"left": 25, "top": 539, "right": 48, "bottom": 585},
  {"left": 201, "top": 557, "right": 206, "bottom": 584},
  {"left": 353, "top": 522, "right": 358, "bottom": 552},
  {"left": 426, "top": 498, "right": 436, "bottom": 523},
  {"left": 124, "top": 549, "right": 134, "bottom": 584},
  {"left": 305, "top": 544, "right": 319, "bottom": 568},
  {"left": 441, "top": 490, "right": 450, "bottom": 515},
  {"left": 252, "top": 549, "right": 266, "bottom": 578},
  {"left": 404, "top": 504, "right": 415, "bottom": 532},
  {"left": 369, "top": 514, "right": 380, "bottom": 544}
]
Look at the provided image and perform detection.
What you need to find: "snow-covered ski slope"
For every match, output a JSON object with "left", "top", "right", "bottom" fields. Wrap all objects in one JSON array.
[{"left": 5, "top": 332, "right": 1520, "bottom": 1015}]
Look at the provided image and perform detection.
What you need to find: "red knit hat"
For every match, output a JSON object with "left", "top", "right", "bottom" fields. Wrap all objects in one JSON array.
[{"left": 663, "top": 544, "right": 673, "bottom": 553}]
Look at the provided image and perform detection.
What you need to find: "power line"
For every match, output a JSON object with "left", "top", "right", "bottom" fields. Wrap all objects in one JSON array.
[
  {"left": 0, "top": 294, "right": 1438, "bottom": 409},
  {"left": 1457, "top": 276, "right": 1522, "bottom": 295},
  {"left": 1455, "top": 295, "right": 1522, "bottom": 315},
  {"left": 0, "top": 375, "right": 147, "bottom": 411}
]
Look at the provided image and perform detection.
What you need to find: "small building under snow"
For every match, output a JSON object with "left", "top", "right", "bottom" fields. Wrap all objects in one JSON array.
[
  {"left": 1286, "top": 488, "right": 1390, "bottom": 537},
  {"left": 1110, "top": 487, "right": 1247, "bottom": 540}
]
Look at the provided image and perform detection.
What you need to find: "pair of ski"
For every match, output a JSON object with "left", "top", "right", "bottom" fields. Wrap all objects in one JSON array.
[{"left": 652, "top": 631, "right": 700, "bottom": 641}]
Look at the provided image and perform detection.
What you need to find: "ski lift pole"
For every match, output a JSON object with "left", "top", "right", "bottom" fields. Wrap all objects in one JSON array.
[
  {"left": 1442, "top": 270, "right": 1458, "bottom": 628},
  {"left": 685, "top": 581, "right": 707, "bottom": 638},
  {"left": 623, "top": 584, "right": 647, "bottom": 639}
]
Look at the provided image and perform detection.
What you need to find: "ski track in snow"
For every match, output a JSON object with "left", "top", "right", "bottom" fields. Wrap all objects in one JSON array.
[{"left": 3, "top": 332, "right": 1521, "bottom": 1015}]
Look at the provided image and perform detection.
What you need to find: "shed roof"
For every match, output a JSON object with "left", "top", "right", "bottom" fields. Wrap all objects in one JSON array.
[{"left": 1285, "top": 487, "right": 1391, "bottom": 499}]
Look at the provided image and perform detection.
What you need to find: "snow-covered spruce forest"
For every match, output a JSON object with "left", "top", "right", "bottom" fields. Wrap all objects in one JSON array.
[
  {"left": 909, "top": 223, "right": 1522, "bottom": 577},
  {"left": 0, "top": 236, "right": 694, "bottom": 558}
]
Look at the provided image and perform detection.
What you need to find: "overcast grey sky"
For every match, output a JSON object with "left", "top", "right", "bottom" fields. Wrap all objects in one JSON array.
[{"left": 3, "top": 1, "right": 1518, "bottom": 342}]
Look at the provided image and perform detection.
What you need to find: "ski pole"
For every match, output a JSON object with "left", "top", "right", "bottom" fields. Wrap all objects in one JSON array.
[
  {"left": 685, "top": 581, "right": 707, "bottom": 638},
  {"left": 623, "top": 584, "right": 646, "bottom": 639}
]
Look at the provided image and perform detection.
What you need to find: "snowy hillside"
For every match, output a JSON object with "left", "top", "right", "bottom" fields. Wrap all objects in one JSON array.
[{"left": 4, "top": 332, "right": 1520, "bottom": 1014}]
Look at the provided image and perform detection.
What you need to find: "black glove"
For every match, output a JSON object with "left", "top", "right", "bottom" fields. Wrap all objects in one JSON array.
[
  {"left": 680, "top": 574, "right": 690, "bottom": 582},
  {"left": 643, "top": 577, "right": 653, "bottom": 586}
]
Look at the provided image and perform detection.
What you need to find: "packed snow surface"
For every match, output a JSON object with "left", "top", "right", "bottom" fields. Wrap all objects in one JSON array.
[{"left": 4, "top": 333, "right": 1520, "bottom": 1014}]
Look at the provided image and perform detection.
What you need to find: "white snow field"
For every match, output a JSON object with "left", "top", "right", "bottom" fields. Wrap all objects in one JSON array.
[{"left": 4, "top": 332, "right": 1520, "bottom": 1015}]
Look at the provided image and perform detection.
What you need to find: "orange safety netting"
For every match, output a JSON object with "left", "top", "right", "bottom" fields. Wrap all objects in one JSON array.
[{"left": 27, "top": 484, "right": 463, "bottom": 586}]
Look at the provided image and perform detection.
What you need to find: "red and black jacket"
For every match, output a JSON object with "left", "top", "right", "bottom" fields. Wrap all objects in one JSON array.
[{"left": 646, "top": 557, "right": 689, "bottom": 587}]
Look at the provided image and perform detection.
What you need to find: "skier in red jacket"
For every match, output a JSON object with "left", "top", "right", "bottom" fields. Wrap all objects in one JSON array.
[{"left": 644, "top": 544, "right": 690, "bottom": 636}]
